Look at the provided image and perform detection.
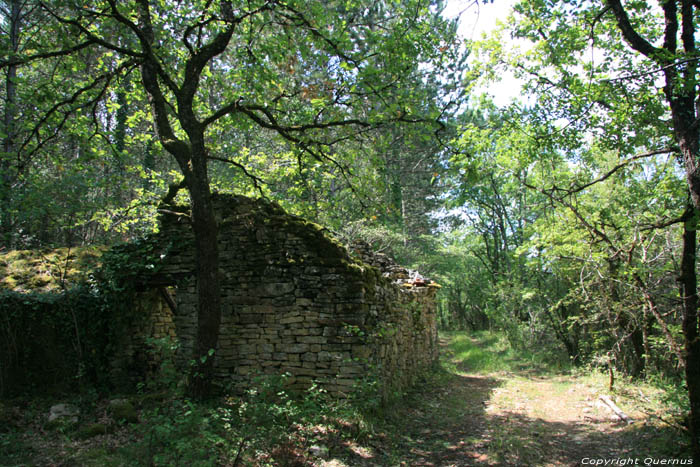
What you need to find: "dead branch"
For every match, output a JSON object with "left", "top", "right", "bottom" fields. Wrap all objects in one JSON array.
[{"left": 599, "top": 394, "right": 634, "bottom": 424}]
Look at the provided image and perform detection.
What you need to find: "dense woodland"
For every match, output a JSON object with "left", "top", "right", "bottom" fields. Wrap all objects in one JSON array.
[{"left": 1, "top": 0, "right": 700, "bottom": 462}]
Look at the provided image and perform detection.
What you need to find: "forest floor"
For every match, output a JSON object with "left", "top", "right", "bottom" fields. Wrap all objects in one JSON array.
[
  {"left": 0, "top": 332, "right": 692, "bottom": 466},
  {"left": 318, "top": 333, "right": 691, "bottom": 466}
]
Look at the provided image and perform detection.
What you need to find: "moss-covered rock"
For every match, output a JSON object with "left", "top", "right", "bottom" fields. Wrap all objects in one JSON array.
[
  {"left": 133, "top": 390, "right": 170, "bottom": 408},
  {"left": 45, "top": 415, "right": 80, "bottom": 432},
  {"left": 74, "top": 422, "right": 109, "bottom": 439},
  {"left": 108, "top": 399, "right": 138, "bottom": 424}
]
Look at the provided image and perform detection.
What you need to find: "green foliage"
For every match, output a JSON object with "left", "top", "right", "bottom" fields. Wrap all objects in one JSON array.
[
  {"left": 1, "top": 0, "right": 465, "bottom": 251},
  {"left": 127, "top": 398, "right": 237, "bottom": 466},
  {"left": 439, "top": 0, "right": 691, "bottom": 384},
  {"left": 0, "top": 286, "right": 106, "bottom": 396},
  {"left": 0, "top": 236, "right": 177, "bottom": 396},
  {"left": 347, "top": 365, "right": 385, "bottom": 416},
  {"left": 125, "top": 373, "right": 348, "bottom": 466},
  {"left": 137, "top": 337, "right": 182, "bottom": 394}
]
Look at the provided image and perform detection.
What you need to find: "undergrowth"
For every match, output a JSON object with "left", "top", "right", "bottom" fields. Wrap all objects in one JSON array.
[
  {"left": 0, "top": 355, "right": 380, "bottom": 466},
  {"left": 0, "top": 330, "right": 693, "bottom": 466}
]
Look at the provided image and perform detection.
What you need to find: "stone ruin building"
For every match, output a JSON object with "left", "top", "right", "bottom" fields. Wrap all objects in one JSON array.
[{"left": 115, "top": 194, "right": 439, "bottom": 397}]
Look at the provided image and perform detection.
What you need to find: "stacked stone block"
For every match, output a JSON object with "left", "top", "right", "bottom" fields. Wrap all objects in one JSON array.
[
  {"left": 129, "top": 194, "right": 438, "bottom": 397},
  {"left": 110, "top": 288, "right": 178, "bottom": 388}
]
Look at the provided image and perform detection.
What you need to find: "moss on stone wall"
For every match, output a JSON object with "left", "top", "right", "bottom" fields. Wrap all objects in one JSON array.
[{"left": 0, "top": 247, "right": 105, "bottom": 293}]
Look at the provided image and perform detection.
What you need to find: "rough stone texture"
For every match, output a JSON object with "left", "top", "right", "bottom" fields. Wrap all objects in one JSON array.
[
  {"left": 110, "top": 288, "right": 177, "bottom": 387},
  {"left": 127, "top": 194, "right": 438, "bottom": 397}
]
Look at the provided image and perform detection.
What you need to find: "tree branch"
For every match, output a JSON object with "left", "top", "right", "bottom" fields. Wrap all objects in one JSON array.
[
  {"left": 522, "top": 178, "right": 619, "bottom": 251},
  {"left": 640, "top": 212, "right": 692, "bottom": 231},
  {"left": 161, "top": 178, "right": 188, "bottom": 205},
  {"left": 39, "top": 2, "right": 144, "bottom": 59},
  {"left": 0, "top": 40, "right": 94, "bottom": 68},
  {"left": 17, "top": 60, "right": 136, "bottom": 161},
  {"left": 207, "top": 155, "right": 265, "bottom": 195},
  {"left": 602, "top": 58, "right": 700, "bottom": 82},
  {"left": 564, "top": 147, "right": 676, "bottom": 194},
  {"left": 274, "top": 4, "right": 363, "bottom": 66},
  {"left": 130, "top": 1, "right": 190, "bottom": 165},
  {"left": 605, "top": 0, "right": 663, "bottom": 61},
  {"left": 180, "top": 1, "right": 276, "bottom": 129}
]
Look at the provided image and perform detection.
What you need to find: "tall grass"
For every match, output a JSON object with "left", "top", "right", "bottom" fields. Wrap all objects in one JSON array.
[{"left": 443, "top": 330, "right": 571, "bottom": 374}]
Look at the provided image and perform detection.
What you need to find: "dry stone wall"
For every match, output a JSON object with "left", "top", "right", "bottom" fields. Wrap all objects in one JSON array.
[
  {"left": 110, "top": 288, "right": 177, "bottom": 388},
  {"left": 134, "top": 194, "right": 438, "bottom": 396}
]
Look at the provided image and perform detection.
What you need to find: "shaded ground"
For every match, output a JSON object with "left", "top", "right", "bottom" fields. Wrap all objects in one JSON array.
[
  {"left": 318, "top": 337, "right": 690, "bottom": 466},
  {"left": 0, "top": 334, "right": 690, "bottom": 466}
]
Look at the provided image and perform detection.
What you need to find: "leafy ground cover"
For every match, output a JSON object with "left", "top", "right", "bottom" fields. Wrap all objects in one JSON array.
[{"left": 0, "top": 332, "right": 690, "bottom": 466}]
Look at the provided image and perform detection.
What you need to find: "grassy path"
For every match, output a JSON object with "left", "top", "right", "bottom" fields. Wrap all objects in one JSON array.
[{"left": 323, "top": 332, "right": 690, "bottom": 466}]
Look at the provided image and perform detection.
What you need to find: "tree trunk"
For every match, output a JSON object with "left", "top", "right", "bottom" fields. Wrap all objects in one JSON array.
[
  {"left": 1, "top": 0, "right": 21, "bottom": 248},
  {"left": 185, "top": 150, "right": 222, "bottom": 399},
  {"left": 662, "top": 7, "right": 700, "bottom": 456},
  {"left": 680, "top": 206, "right": 700, "bottom": 461},
  {"left": 666, "top": 72, "right": 700, "bottom": 464},
  {"left": 134, "top": 0, "right": 226, "bottom": 397}
]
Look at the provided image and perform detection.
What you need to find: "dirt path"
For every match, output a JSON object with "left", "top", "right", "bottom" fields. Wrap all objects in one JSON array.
[
  {"left": 322, "top": 338, "right": 686, "bottom": 466},
  {"left": 389, "top": 372, "right": 642, "bottom": 466},
  {"left": 384, "top": 344, "right": 683, "bottom": 466}
]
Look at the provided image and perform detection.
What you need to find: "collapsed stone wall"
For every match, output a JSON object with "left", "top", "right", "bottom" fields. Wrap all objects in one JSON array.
[{"left": 134, "top": 194, "right": 438, "bottom": 396}]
